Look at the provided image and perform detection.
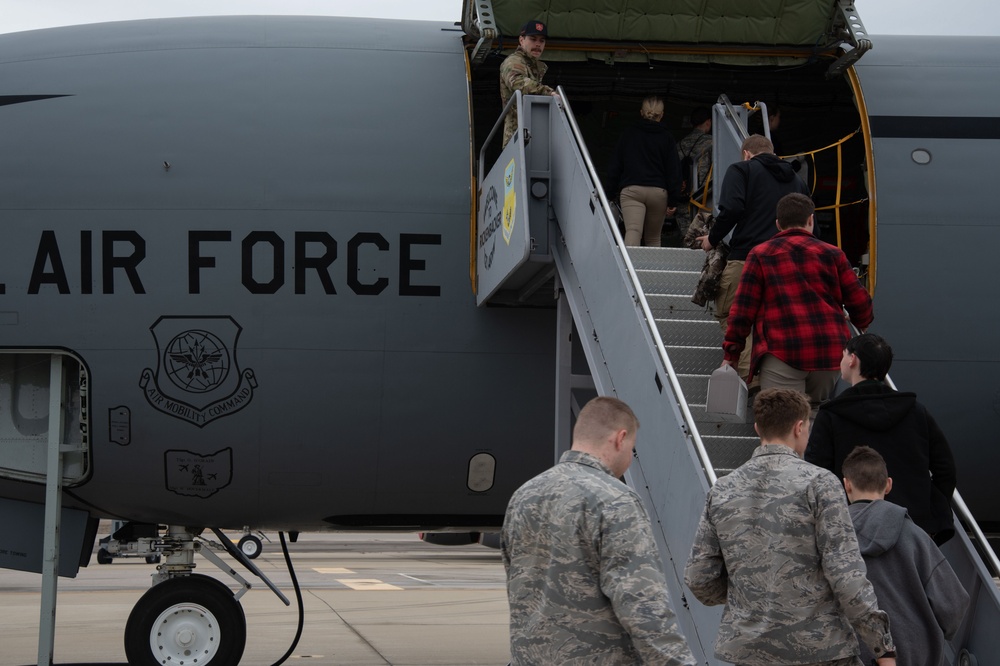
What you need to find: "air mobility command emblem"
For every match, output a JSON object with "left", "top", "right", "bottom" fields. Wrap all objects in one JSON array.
[{"left": 139, "top": 316, "right": 257, "bottom": 427}]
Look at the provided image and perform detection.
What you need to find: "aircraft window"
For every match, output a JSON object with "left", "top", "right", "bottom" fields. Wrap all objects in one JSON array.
[
  {"left": 467, "top": 452, "right": 496, "bottom": 492},
  {"left": 911, "top": 149, "right": 932, "bottom": 165}
]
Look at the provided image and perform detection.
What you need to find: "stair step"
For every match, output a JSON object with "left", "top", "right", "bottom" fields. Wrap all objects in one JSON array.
[
  {"left": 628, "top": 246, "right": 706, "bottom": 271},
  {"left": 701, "top": 435, "right": 759, "bottom": 471},
  {"left": 695, "top": 420, "right": 756, "bottom": 437},
  {"left": 677, "top": 374, "right": 710, "bottom": 403},
  {"left": 663, "top": 345, "right": 723, "bottom": 374},
  {"left": 655, "top": 318, "right": 723, "bottom": 347},
  {"left": 689, "top": 408, "right": 746, "bottom": 424},
  {"left": 636, "top": 269, "right": 700, "bottom": 296},
  {"left": 644, "top": 294, "right": 715, "bottom": 321}
]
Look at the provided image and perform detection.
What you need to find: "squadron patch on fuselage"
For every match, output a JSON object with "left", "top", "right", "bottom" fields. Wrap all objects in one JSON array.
[
  {"left": 139, "top": 316, "right": 257, "bottom": 427},
  {"left": 502, "top": 158, "right": 517, "bottom": 245},
  {"left": 164, "top": 447, "right": 233, "bottom": 498}
]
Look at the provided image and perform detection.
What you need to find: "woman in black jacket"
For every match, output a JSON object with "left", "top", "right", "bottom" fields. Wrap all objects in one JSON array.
[{"left": 606, "top": 96, "right": 683, "bottom": 246}]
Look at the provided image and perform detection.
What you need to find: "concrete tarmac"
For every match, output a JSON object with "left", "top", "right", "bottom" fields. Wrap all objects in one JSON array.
[{"left": 0, "top": 532, "right": 511, "bottom": 666}]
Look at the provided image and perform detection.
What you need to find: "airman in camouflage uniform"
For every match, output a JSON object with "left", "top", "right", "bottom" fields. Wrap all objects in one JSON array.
[
  {"left": 684, "top": 211, "right": 728, "bottom": 307},
  {"left": 502, "top": 397, "right": 695, "bottom": 666},
  {"left": 674, "top": 108, "right": 713, "bottom": 240},
  {"left": 685, "top": 388, "right": 897, "bottom": 666},
  {"left": 499, "top": 20, "right": 558, "bottom": 148}
]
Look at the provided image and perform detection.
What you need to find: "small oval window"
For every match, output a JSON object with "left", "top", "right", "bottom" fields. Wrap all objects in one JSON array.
[
  {"left": 467, "top": 452, "right": 496, "bottom": 492},
  {"left": 912, "top": 149, "right": 932, "bottom": 165}
]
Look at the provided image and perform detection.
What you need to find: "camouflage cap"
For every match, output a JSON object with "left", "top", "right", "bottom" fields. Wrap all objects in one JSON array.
[{"left": 520, "top": 20, "right": 547, "bottom": 37}]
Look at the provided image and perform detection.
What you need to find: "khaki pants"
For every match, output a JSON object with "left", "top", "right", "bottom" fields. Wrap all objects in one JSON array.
[
  {"left": 715, "top": 259, "right": 753, "bottom": 381},
  {"left": 758, "top": 354, "right": 839, "bottom": 422},
  {"left": 620, "top": 185, "right": 667, "bottom": 247}
]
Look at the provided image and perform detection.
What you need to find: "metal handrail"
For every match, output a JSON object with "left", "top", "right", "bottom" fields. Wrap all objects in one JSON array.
[
  {"left": 477, "top": 90, "right": 521, "bottom": 185},
  {"left": 555, "top": 85, "right": 717, "bottom": 485},
  {"left": 718, "top": 94, "right": 751, "bottom": 144}
]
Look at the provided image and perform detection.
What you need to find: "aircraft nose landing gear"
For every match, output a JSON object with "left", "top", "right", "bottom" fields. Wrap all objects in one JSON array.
[
  {"left": 122, "top": 524, "right": 291, "bottom": 664},
  {"left": 125, "top": 574, "right": 246, "bottom": 665},
  {"left": 123, "top": 526, "right": 251, "bottom": 665}
]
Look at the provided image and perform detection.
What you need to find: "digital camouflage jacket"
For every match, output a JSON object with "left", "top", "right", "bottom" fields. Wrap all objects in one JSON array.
[
  {"left": 685, "top": 444, "right": 895, "bottom": 665},
  {"left": 499, "top": 48, "right": 552, "bottom": 147},
  {"left": 502, "top": 450, "right": 695, "bottom": 665}
]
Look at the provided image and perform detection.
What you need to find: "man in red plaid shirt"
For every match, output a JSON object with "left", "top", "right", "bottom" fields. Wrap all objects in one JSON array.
[{"left": 723, "top": 193, "right": 873, "bottom": 416}]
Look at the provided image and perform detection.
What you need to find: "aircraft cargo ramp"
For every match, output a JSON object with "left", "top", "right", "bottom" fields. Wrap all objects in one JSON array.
[{"left": 477, "top": 90, "right": 1000, "bottom": 664}]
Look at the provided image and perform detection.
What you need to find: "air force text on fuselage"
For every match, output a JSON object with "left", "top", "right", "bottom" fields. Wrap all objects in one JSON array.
[{"left": 8, "top": 229, "right": 443, "bottom": 297}]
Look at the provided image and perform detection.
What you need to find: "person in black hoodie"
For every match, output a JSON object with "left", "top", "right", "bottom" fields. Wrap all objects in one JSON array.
[
  {"left": 696, "top": 134, "right": 809, "bottom": 381},
  {"left": 843, "top": 446, "right": 969, "bottom": 666},
  {"left": 806, "top": 333, "right": 958, "bottom": 543},
  {"left": 606, "top": 96, "right": 683, "bottom": 247}
]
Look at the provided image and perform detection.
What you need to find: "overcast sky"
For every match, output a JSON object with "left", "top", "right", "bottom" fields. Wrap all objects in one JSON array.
[{"left": 0, "top": 0, "right": 997, "bottom": 37}]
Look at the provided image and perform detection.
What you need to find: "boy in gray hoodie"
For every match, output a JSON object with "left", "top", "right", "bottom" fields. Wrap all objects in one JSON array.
[{"left": 842, "top": 446, "right": 970, "bottom": 666}]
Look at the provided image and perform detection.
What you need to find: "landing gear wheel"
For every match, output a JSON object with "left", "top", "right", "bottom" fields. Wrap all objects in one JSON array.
[
  {"left": 145, "top": 553, "right": 162, "bottom": 564},
  {"left": 238, "top": 534, "right": 263, "bottom": 559},
  {"left": 96, "top": 548, "right": 113, "bottom": 565},
  {"left": 124, "top": 574, "right": 246, "bottom": 666}
]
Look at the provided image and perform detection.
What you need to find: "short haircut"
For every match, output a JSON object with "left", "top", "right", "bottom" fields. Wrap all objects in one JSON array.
[
  {"left": 842, "top": 446, "right": 888, "bottom": 493},
  {"left": 776, "top": 193, "right": 815, "bottom": 230},
  {"left": 690, "top": 106, "right": 711, "bottom": 126},
  {"left": 754, "top": 388, "right": 809, "bottom": 440},
  {"left": 845, "top": 333, "right": 894, "bottom": 381},
  {"left": 742, "top": 134, "right": 773, "bottom": 156},
  {"left": 641, "top": 96, "right": 665, "bottom": 122},
  {"left": 573, "top": 397, "right": 639, "bottom": 444}
]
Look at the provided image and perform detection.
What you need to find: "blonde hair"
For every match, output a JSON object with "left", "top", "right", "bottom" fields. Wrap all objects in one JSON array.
[{"left": 640, "top": 96, "right": 665, "bottom": 122}]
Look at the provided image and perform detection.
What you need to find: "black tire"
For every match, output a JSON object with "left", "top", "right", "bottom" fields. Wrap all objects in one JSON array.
[
  {"left": 145, "top": 553, "right": 162, "bottom": 564},
  {"left": 238, "top": 534, "right": 263, "bottom": 559},
  {"left": 124, "top": 574, "right": 246, "bottom": 665},
  {"left": 96, "top": 548, "right": 113, "bottom": 565}
]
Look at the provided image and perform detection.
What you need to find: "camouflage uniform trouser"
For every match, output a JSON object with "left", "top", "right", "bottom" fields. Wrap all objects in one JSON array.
[
  {"left": 737, "top": 658, "right": 863, "bottom": 666},
  {"left": 674, "top": 204, "right": 695, "bottom": 240}
]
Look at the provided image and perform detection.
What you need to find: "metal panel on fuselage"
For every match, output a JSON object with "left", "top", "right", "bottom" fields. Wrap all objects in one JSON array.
[
  {"left": 0, "top": 17, "right": 556, "bottom": 530},
  {"left": 855, "top": 36, "right": 1000, "bottom": 525}
]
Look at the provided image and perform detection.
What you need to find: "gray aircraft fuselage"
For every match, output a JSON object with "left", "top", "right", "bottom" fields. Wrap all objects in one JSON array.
[
  {"left": 0, "top": 17, "right": 997, "bottom": 537},
  {"left": 0, "top": 17, "right": 556, "bottom": 533}
]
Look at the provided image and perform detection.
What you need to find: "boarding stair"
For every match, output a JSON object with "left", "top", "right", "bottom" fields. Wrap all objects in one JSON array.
[
  {"left": 629, "top": 246, "right": 762, "bottom": 475},
  {"left": 477, "top": 89, "right": 1000, "bottom": 664}
]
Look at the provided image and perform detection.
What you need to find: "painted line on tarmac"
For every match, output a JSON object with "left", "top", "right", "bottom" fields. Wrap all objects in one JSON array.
[
  {"left": 312, "top": 567, "right": 418, "bottom": 590},
  {"left": 312, "top": 567, "right": 355, "bottom": 574},
  {"left": 336, "top": 578, "right": 403, "bottom": 591}
]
